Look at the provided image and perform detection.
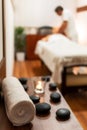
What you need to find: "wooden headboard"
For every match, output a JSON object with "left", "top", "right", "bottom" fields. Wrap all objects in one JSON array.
[{"left": 77, "top": 5, "right": 87, "bottom": 12}]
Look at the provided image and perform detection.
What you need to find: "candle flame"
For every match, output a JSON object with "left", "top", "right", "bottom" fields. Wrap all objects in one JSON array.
[{"left": 36, "top": 81, "right": 42, "bottom": 90}]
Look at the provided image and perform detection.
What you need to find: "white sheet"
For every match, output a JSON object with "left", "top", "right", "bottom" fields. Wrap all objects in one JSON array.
[{"left": 35, "top": 34, "right": 87, "bottom": 84}]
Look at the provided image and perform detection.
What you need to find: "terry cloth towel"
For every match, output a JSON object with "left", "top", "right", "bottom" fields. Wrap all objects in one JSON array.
[{"left": 2, "top": 77, "right": 35, "bottom": 126}]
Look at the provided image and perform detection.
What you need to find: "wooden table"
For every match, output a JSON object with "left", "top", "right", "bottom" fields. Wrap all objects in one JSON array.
[
  {"left": 27, "top": 77, "right": 83, "bottom": 130},
  {"left": 0, "top": 77, "right": 83, "bottom": 130}
]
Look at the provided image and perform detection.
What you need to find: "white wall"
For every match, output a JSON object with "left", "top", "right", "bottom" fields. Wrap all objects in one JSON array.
[
  {"left": 77, "top": 0, "right": 87, "bottom": 7},
  {"left": 14, "top": 0, "right": 77, "bottom": 27},
  {"left": 76, "top": 0, "right": 87, "bottom": 45},
  {"left": 4, "top": 0, "right": 14, "bottom": 76},
  {"left": 0, "top": 0, "right": 3, "bottom": 61}
]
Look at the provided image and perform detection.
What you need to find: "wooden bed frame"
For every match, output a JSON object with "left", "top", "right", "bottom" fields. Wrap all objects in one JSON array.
[{"left": 61, "top": 64, "right": 87, "bottom": 95}]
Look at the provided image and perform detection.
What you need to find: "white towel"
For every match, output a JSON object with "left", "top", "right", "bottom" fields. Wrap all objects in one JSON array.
[{"left": 2, "top": 77, "right": 35, "bottom": 126}]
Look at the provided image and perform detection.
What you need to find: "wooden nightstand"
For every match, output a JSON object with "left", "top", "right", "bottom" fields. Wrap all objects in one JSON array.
[{"left": 26, "top": 34, "right": 46, "bottom": 60}]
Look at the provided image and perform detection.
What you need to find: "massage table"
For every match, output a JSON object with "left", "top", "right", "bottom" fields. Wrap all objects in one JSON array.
[{"left": 35, "top": 34, "right": 87, "bottom": 93}]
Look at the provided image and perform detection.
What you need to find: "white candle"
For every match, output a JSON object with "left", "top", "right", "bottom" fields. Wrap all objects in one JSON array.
[
  {"left": 36, "top": 81, "right": 42, "bottom": 90},
  {"left": 34, "top": 81, "right": 44, "bottom": 94}
]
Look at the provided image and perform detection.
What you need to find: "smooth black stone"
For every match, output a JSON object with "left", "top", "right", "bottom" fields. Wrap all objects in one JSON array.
[
  {"left": 50, "top": 92, "right": 61, "bottom": 103},
  {"left": 41, "top": 76, "right": 50, "bottom": 82},
  {"left": 30, "top": 95, "right": 40, "bottom": 104},
  {"left": 49, "top": 83, "right": 57, "bottom": 91},
  {"left": 56, "top": 108, "right": 70, "bottom": 121},
  {"left": 23, "top": 85, "right": 28, "bottom": 91},
  {"left": 36, "top": 102, "right": 51, "bottom": 115},
  {"left": 19, "top": 78, "right": 28, "bottom": 85}
]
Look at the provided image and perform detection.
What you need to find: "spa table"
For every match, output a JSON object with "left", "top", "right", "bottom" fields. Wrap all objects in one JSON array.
[
  {"left": 0, "top": 77, "right": 83, "bottom": 130},
  {"left": 27, "top": 77, "right": 83, "bottom": 130}
]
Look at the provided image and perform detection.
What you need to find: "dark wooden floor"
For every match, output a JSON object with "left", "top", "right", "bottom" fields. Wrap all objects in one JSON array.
[
  {"left": 13, "top": 60, "right": 51, "bottom": 78},
  {"left": 13, "top": 60, "right": 87, "bottom": 130}
]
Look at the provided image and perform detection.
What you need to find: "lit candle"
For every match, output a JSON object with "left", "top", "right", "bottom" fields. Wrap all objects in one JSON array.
[
  {"left": 35, "top": 81, "right": 44, "bottom": 94},
  {"left": 36, "top": 81, "right": 42, "bottom": 91}
]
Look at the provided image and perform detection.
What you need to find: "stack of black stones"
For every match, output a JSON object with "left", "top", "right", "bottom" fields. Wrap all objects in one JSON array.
[{"left": 19, "top": 76, "right": 70, "bottom": 121}]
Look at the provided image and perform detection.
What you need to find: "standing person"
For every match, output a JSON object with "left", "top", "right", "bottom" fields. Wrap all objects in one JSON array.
[{"left": 54, "top": 6, "right": 78, "bottom": 42}]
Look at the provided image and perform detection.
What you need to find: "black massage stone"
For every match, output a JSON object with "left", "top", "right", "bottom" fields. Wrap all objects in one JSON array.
[
  {"left": 19, "top": 78, "right": 27, "bottom": 85},
  {"left": 41, "top": 76, "right": 50, "bottom": 82},
  {"left": 50, "top": 92, "right": 61, "bottom": 103},
  {"left": 56, "top": 108, "right": 70, "bottom": 121},
  {"left": 23, "top": 85, "right": 28, "bottom": 91},
  {"left": 30, "top": 95, "right": 40, "bottom": 104},
  {"left": 49, "top": 83, "right": 57, "bottom": 91},
  {"left": 36, "top": 102, "right": 51, "bottom": 115}
]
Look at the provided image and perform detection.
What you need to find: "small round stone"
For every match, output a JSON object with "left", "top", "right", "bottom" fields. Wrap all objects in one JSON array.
[
  {"left": 36, "top": 102, "right": 51, "bottom": 115},
  {"left": 19, "top": 78, "right": 27, "bottom": 85},
  {"left": 56, "top": 108, "right": 71, "bottom": 121},
  {"left": 41, "top": 76, "right": 50, "bottom": 82},
  {"left": 49, "top": 83, "right": 57, "bottom": 91},
  {"left": 50, "top": 92, "right": 61, "bottom": 103},
  {"left": 30, "top": 95, "right": 40, "bottom": 104}
]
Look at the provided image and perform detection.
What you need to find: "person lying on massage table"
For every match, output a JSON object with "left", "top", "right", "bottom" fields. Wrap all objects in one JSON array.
[{"left": 42, "top": 6, "right": 78, "bottom": 42}]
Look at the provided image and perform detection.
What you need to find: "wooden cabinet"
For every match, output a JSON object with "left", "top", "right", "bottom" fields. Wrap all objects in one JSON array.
[{"left": 26, "top": 34, "right": 45, "bottom": 60}]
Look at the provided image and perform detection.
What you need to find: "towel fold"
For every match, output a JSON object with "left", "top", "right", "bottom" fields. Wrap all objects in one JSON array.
[{"left": 2, "top": 77, "right": 35, "bottom": 126}]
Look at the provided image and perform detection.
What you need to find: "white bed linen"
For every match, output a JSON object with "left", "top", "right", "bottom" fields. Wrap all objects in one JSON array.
[{"left": 35, "top": 34, "right": 87, "bottom": 84}]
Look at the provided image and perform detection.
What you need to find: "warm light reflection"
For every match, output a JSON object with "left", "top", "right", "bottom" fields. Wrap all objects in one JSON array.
[
  {"left": 34, "top": 80, "right": 44, "bottom": 94},
  {"left": 36, "top": 81, "right": 43, "bottom": 90}
]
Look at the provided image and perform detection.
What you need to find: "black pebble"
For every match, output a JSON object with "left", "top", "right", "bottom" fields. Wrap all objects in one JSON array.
[
  {"left": 56, "top": 108, "right": 70, "bottom": 121},
  {"left": 30, "top": 95, "right": 40, "bottom": 104},
  {"left": 36, "top": 102, "right": 51, "bottom": 115},
  {"left": 41, "top": 76, "right": 50, "bottom": 82},
  {"left": 50, "top": 92, "right": 61, "bottom": 103},
  {"left": 19, "top": 78, "right": 28, "bottom": 85},
  {"left": 49, "top": 83, "right": 57, "bottom": 91}
]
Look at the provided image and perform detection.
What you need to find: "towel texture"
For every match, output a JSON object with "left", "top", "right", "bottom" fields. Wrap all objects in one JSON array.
[{"left": 2, "top": 77, "right": 35, "bottom": 126}]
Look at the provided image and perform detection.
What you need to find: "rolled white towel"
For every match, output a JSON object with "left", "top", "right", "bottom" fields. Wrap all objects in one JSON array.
[{"left": 2, "top": 77, "right": 35, "bottom": 126}]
